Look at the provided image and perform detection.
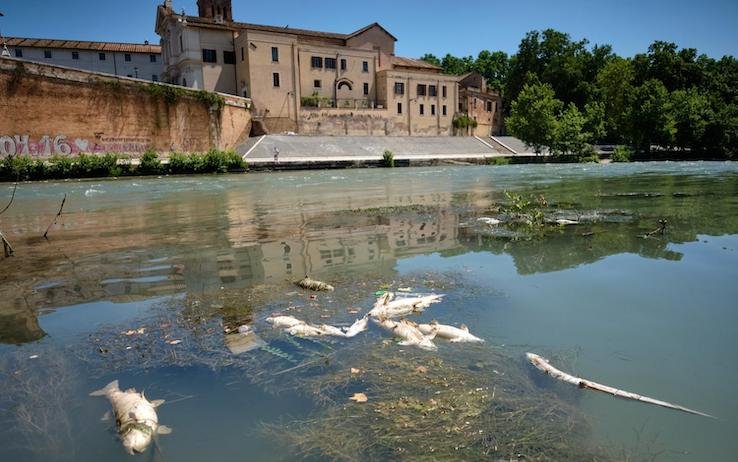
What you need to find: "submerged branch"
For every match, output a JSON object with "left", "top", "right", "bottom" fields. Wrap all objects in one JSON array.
[
  {"left": 1, "top": 229, "right": 13, "bottom": 257},
  {"left": 43, "top": 194, "right": 67, "bottom": 240}
]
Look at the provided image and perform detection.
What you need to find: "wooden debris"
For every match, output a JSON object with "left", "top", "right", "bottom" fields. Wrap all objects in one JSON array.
[
  {"left": 349, "top": 392, "right": 368, "bottom": 403},
  {"left": 296, "top": 276, "right": 335, "bottom": 292},
  {"left": 43, "top": 194, "right": 67, "bottom": 240},
  {"left": 526, "top": 353, "right": 714, "bottom": 418},
  {"left": 1, "top": 229, "right": 13, "bottom": 257}
]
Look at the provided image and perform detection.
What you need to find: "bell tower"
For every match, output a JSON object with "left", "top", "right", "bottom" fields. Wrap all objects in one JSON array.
[{"left": 197, "top": 0, "right": 233, "bottom": 22}]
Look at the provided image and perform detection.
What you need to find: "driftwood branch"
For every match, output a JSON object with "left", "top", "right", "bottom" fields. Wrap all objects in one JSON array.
[
  {"left": 1, "top": 229, "right": 13, "bottom": 257},
  {"left": 0, "top": 176, "right": 18, "bottom": 216},
  {"left": 526, "top": 353, "right": 714, "bottom": 418},
  {"left": 43, "top": 194, "right": 67, "bottom": 240}
]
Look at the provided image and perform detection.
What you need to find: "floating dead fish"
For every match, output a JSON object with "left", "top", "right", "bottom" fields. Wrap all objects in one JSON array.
[
  {"left": 266, "top": 315, "right": 304, "bottom": 329},
  {"left": 343, "top": 315, "right": 370, "bottom": 338},
  {"left": 555, "top": 219, "right": 579, "bottom": 226},
  {"left": 418, "top": 321, "right": 485, "bottom": 343},
  {"left": 526, "top": 353, "right": 714, "bottom": 418},
  {"left": 374, "top": 318, "right": 437, "bottom": 351},
  {"left": 287, "top": 323, "right": 329, "bottom": 337},
  {"left": 296, "top": 276, "right": 334, "bottom": 292},
  {"left": 478, "top": 217, "right": 501, "bottom": 226},
  {"left": 369, "top": 293, "right": 444, "bottom": 318},
  {"left": 90, "top": 380, "right": 172, "bottom": 455}
]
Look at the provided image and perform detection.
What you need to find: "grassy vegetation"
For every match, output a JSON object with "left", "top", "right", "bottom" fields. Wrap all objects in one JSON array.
[
  {"left": 0, "top": 149, "right": 246, "bottom": 182},
  {"left": 382, "top": 149, "right": 395, "bottom": 168}
]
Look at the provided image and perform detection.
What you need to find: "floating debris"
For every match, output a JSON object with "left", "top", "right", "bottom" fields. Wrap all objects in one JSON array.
[
  {"left": 526, "top": 353, "right": 714, "bottom": 418},
  {"left": 349, "top": 392, "right": 368, "bottom": 403},
  {"left": 296, "top": 276, "right": 335, "bottom": 292},
  {"left": 225, "top": 331, "right": 266, "bottom": 355},
  {"left": 477, "top": 217, "right": 501, "bottom": 226}
]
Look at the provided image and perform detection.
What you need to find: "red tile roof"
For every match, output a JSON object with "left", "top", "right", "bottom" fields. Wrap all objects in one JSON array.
[
  {"left": 5, "top": 37, "right": 161, "bottom": 54},
  {"left": 391, "top": 56, "right": 442, "bottom": 70}
]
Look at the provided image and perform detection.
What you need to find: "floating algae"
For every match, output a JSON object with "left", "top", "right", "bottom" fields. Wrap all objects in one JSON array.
[{"left": 265, "top": 343, "right": 610, "bottom": 462}]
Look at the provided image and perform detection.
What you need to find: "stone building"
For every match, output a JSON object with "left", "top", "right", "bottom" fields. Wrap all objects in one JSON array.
[
  {"left": 459, "top": 72, "right": 504, "bottom": 136},
  {"left": 3, "top": 37, "right": 163, "bottom": 81},
  {"left": 155, "top": 0, "right": 500, "bottom": 136}
]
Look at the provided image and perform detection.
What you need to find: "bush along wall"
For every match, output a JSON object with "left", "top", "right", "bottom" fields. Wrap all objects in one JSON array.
[{"left": 0, "top": 149, "right": 246, "bottom": 182}]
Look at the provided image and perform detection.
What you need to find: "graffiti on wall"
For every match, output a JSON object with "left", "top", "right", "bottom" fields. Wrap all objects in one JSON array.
[{"left": 0, "top": 135, "right": 153, "bottom": 156}]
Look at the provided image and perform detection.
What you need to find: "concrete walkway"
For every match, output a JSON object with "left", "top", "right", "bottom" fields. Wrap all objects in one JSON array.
[{"left": 238, "top": 135, "right": 539, "bottom": 167}]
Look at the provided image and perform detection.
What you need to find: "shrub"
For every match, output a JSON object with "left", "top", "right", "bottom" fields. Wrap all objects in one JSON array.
[
  {"left": 382, "top": 150, "right": 395, "bottom": 168},
  {"left": 138, "top": 149, "right": 162, "bottom": 175},
  {"left": 611, "top": 145, "right": 634, "bottom": 162},
  {"left": 301, "top": 92, "right": 332, "bottom": 108},
  {"left": 487, "top": 156, "right": 511, "bottom": 166}
]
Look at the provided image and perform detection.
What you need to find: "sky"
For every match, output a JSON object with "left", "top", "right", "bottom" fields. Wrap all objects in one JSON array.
[{"left": 1, "top": 0, "right": 736, "bottom": 59}]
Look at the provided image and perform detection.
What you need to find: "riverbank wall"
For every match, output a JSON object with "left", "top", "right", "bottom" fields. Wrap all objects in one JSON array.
[{"left": 0, "top": 57, "right": 252, "bottom": 157}]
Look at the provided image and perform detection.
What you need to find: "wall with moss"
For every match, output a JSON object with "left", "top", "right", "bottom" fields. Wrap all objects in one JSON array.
[{"left": 0, "top": 58, "right": 252, "bottom": 157}]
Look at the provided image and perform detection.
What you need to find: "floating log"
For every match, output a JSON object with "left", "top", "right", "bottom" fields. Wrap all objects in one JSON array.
[{"left": 526, "top": 353, "right": 714, "bottom": 418}]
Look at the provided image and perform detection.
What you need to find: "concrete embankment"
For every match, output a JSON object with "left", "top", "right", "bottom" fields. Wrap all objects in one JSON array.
[{"left": 239, "top": 135, "right": 547, "bottom": 170}]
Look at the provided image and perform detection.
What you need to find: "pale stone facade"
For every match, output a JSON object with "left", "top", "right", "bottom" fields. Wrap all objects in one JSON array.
[
  {"left": 4, "top": 37, "right": 163, "bottom": 81},
  {"left": 155, "top": 0, "right": 500, "bottom": 136}
]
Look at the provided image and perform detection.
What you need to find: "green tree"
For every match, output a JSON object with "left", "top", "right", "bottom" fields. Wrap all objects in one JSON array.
[
  {"left": 419, "top": 53, "right": 441, "bottom": 67},
  {"left": 552, "top": 103, "right": 588, "bottom": 155},
  {"left": 441, "top": 54, "right": 474, "bottom": 75},
  {"left": 671, "top": 88, "right": 712, "bottom": 152},
  {"left": 627, "top": 80, "right": 676, "bottom": 152},
  {"left": 475, "top": 50, "right": 510, "bottom": 92},
  {"left": 507, "top": 82, "right": 563, "bottom": 154},
  {"left": 594, "top": 58, "right": 635, "bottom": 142}
]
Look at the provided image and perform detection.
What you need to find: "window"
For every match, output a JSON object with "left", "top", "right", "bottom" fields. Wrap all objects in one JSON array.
[
  {"left": 340, "top": 59, "right": 346, "bottom": 71},
  {"left": 486, "top": 101, "right": 493, "bottom": 112},
  {"left": 363, "top": 83, "right": 369, "bottom": 95},
  {"left": 72, "top": 51, "right": 79, "bottom": 60},
  {"left": 273, "top": 72, "right": 280, "bottom": 87},
  {"left": 150, "top": 54, "right": 157, "bottom": 63},
  {"left": 442, "top": 105, "right": 447, "bottom": 116},
  {"left": 124, "top": 53, "right": 131, "bottom": 62},
  {"left": 397, "top": 102, "right": 402, "bottom": 114},
  {"left": 241, "top": 47, "right": 244, "bottom": 61},
  {"left": 202, "top": 49, "right": 217, "bottom": 63},
  {"left": 419, "top": 104, "right": 425, "bottom": 116},
  {"left": 99, "top": 52, "right": 106, "bottom": 61},
  {"left": 417, "top": 84, "right": 427, "bottom": 96},
  {"left": 179, "top": 35, "right": 184, "bottom": 53},
  {"left": 14, "top": 49, "right": 22, "bottom": 58},
  {"left": 271, "top": 47, "right": 279, "bottom": 62},
  {"left": 311, "top": 56, "right": 323, "bottom": 68},
  {"left": 429, "top": 85, "right": 437, "bottom": 97},
  {"left": 459, "top": 102, "right": 463, "bottom": 112},
  {"left": 362, "top": 61, "right": 369, "bottom": 72},
  {"left": 127, "top": 74, "right": 133, "bottom": 78},
  {"left": 152, "top": 75, "right": 159, "bottom": 82},
  {"left": 314, "top": 79, "right": 321, "bottom": 88},
  {"left": 431, "top": 104, "right": 436, "bottom": 116},
  {"left": 325, "top": 58, "right": 337, "bottom": 69},
  {"left": 224, "top": 50, "right": 236, "bottom": 64},
  {"left": 394, "top": 82, "right": 404, "bottom": 95},
  {"left": 44, "top": 50, "right": 52, "bottom": 59},
  {"left": 183, "top": 77, "right": 187, "bottom": 86},
  {"left": 442, "top": 85, "right": 447, "bottom": 98}
]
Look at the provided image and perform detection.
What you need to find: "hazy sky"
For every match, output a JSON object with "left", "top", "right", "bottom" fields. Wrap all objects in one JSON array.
[{"left": 1, "top": 0, "right": 736, "bottom": 58}]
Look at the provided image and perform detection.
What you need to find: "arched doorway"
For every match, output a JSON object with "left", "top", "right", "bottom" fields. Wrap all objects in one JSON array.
[{"left": 335, "top": 79, "right": 354, "bottom": 108}]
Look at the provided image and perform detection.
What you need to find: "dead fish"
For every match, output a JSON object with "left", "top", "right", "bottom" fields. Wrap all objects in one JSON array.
[
  {"left": 369, "top": 293, "right": 444, "bottom": 318},
  {"left": 343, "top": 315, "right": 370, "bottom": 338},
  {"left": 374, "top": 318, "right": 437, "bottom": 351},
  {"left": 318, "top": 324, "right": 349, "bottom": 337},
  {"left": 90, "top": 380, "right": 171, "bottom": 455},
  {"left": 296, "top": 276, "right": 334, "bottom": 292},
  {"left": 555, "top": 219, "right": 579, "bottom": 226},
  {"left": 287, "top": 323, "right": 328, "bottom": 337},
  {"left": 418, "top": 321, "right": 485, "bottom": 343},
  {"left": 478, "top": 217, "right": 501, "bottom": 225},
  {"left": 266, "top": 315, "right": 303, "bottom": 329}
]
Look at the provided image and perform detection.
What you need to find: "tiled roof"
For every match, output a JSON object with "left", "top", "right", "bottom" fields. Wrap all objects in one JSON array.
[
  {"left": 184, "top": 15, "right": 348, "bottom": 41},
  {"left": 391, "top": 56, "right": 442, "bottom": 70},
  {"left": 5, "top": 37, "right": 161, "bottom": 53}
]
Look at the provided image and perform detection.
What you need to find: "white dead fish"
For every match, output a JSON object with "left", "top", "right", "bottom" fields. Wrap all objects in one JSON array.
[
  {"left": 318, "top": 324, "right": 349, "bottom": 337},
  {"left": 90, "top": 380, "right": 172, "bottom": 455},
  {"left": 287, "top": 323, "right": 328, "bottom": 337},
  {"left": 374, "top": 318, "right": 437, "bottom": 351},
  {"left": 478, "top": 217, "right": 501, "bottom": 225},
  {"left": 266, "top": 315, "right": 303, "bottom": 329},
  {"left": 555, "top": 219, "right": 579, "bottom": 226},
  {"left": 418, "top": 321, "right": 485, "bottom": 343},
  {"left": 296, "top": 276, "right": 334, "bottom": 292},
  {"left": 526, "top": 353, "right": 714, "bottom": 418},
  {"left": 343, "top": 315, "right": 370, "bottom": 338},
  {"left": 369, "top": 293, "right": 444, "bottom": 318}
]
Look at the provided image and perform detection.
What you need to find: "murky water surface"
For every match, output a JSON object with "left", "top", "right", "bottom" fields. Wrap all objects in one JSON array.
[{"left": 1, "top": 162, "right": 737, "bottom": 461}]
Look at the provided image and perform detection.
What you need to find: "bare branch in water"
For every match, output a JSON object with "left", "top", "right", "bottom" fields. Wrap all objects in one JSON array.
[
  {"left": 0, "top": 173, "right": 18, "bottom": 216},
  {"left": 1, "top": 229, "right": 13, "bottom": 257},
  {"left": 43, "top": 194, "right": 67, "bottom": 240}
]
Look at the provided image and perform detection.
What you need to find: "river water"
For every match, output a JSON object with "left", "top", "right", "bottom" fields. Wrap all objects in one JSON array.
[{"left": 0, "top": 162, "right": 737, "bottom": 461}]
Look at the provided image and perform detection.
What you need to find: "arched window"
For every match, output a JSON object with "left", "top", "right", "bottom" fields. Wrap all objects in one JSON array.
[{"left": 337, "top": 81, "right": 352, "bottom": 91}]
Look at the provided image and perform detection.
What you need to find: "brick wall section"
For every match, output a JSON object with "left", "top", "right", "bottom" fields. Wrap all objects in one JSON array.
[{"left": 0, "top": 58, "right": 251, "bottom": 157}]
